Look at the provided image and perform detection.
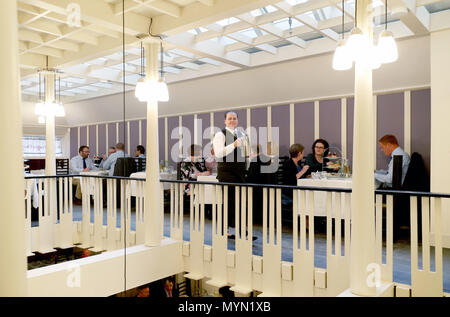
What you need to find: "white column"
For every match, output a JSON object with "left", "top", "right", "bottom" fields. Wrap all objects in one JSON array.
[
  {"left": 0, "top": 0, "right": 27, "bottom": 296},
  {"left": 350, "top": 0, "right": 376, "bottom": 296},
  {"left": 430, "top": 29, "right": 450, "bottom": 246},
  {"left": 144, "top": 42, "right": 162, "bottom": 246},
  {"left": 44, "top": 71, "right": 56, "bottom": 176}
]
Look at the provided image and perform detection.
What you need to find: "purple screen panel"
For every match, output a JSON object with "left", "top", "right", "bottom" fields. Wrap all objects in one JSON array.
[
  {"left": 70, "top": 128, "right": 78, "bottom": 158},
  {"left": 319, "top": 99, "right": 341, "bottom": 154},
  {"left": 411, "top": 89, "right": 431, "bottom": 173},
  {"left": 98, "top": 124, "right": 106, "bottom": 156},
  {"left": 130, "top": 120, "right": 140, "bottom": 157},
  {"left": 294, "top": 102, "right": 314, "bottom": 156},
  {"left": 271, "top": 104, "right": 290, "bottom": 156},
  {"left": 89, "top": 125, "right": 96, "bottom": 156},
  {"left": 79, "top": 127, "right": 87, "bottom": 147}
]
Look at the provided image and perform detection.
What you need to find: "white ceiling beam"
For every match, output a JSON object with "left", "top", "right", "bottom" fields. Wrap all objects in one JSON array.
[
  {"left": 27, "top": 45, "right": 64, "bottom": 58},
  {"left": 20, "top": 53, "right": 47, "bottom": 69},
  {"left": 255, "top": 43, "right": 278, "bottom": 55},
  {"left": 178, "top": 62, "right": 200, "bottom": 71},
  {"left": 294, "top": 14, "right": 339, "bottom": 41},
  {"left": 19, "top": 29, "right": 44, "bottom": 44},
  {"left": 197, "top": 0, "right": 215, "bottom": 6},
  {"left": 388, "top": 0, "right": 430, "bottom": 35},
  {"left": 21, "top": 20, "right": 63, "bottom": 37},
  {"left": 45, "top": 40, "right": 80, "bottom": 52},
  {"left": 286, "top": 36, "right": 307, "bottom": 49},
  {"left": 142, "top": 0, "right": 181, "bottom": 18},
  {"left": 165, "top": 32, "right": 251, "bottom": 67}
]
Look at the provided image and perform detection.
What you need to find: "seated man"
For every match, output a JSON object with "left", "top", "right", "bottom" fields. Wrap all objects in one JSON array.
[
  {"left": 375, "top": 134, "right": 410, "bottom": 188},
  {"left": 70, "top": 145, "right": 98, "bottom": 200},
  {"left": 99, "top": 146, "right": 116, "bottom": 168},
  {"left": 135, "top": 145, "right": 146, "bottom": 158},
  {"left": 102, "top": 142, "right": 129, "bottom": 176}
]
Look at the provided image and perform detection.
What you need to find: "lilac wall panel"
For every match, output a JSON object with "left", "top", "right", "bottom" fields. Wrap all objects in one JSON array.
[
  {"left": 182, "top": 115, "right": 195, "bottom": 157},
  {"left": 197, "top": 113, "right": 211, "bottom": 148},
  {"left": 377, "top": 93, "right": 404, "bottom": 169},
  {"left": 107, "top": 123, "right": 116, "bottom": 149},
  {"left": 141, "top": 119, "right": 147, "bottom": 153},
  {"left": 79, "top": 126, "right": 87, "bottom": 147},
  {"left": 89, "top": 125, "right": 97, "bottom": 156},
  {"left": 411, "top": 89, "right": 431, "bottom": 173},
  {"left": 98, "top": 124, "right": 106, "bottom": 156},
  {"left": 158, "top": 118, "right": 164, "bottom": 162},
  {"left": 271, "top": 104, "right": 290, "bottom": 156},
  {"left": 347, "top": 98, "right": 354, "bottom": 166},
  {"left": 130, "top": 120, "right": 139, "bottom": 157},
  {"left": 250, "top": 107, "right": 267, "bottom": 154},
  {"left": 319, "top": 99, "right": 341, "bottom": 154},
  {"left": 70, "top": 128, "right": 78, "bottom": 158},
  {"left": 294, "top": 102, "right": 314, "bottom": 156},
  {"left": 167, "top": 116, "right": 179, "bottom": 166},
  {"left": 117, "top": 121, "right": 125, "bottom": 145}
]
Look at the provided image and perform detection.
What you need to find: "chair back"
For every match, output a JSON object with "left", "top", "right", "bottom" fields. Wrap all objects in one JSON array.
[
  {"left": 134, "top": 157, "right": 146, "bottom": 172},
  {"left": 392, "top": 155, "right": 403, "bottom": 190},
  {"left": 113, "top": 157, "right": 137, "bottom": 177},
  {"left": 402, "top": 152, "right": 429, "bottom": 192}
]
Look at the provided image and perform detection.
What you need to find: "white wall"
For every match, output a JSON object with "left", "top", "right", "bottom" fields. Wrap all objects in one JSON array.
[{"left": 49, "top": 36, "right": 430, "bottom": 126}]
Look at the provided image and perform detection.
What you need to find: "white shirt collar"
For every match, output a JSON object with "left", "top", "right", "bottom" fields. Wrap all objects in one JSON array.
[{"left": 225, "top": 126, "right": 236, "bottom": 134}]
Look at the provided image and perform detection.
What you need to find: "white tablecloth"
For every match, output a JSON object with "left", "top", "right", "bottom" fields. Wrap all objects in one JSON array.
[
  {"left": 80, "top": 170, "right": 109, "bottom": 194},
  {"left": 130, "top": 171, "right": 178, "bottom": 196},
  {"left": 297, "top": 178, "right": 352, "bottom": 217}
]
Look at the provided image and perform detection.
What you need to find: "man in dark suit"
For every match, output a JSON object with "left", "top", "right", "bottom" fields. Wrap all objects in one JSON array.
[{"left": 212, "top": 111, "right": 247, "bottom": 239}]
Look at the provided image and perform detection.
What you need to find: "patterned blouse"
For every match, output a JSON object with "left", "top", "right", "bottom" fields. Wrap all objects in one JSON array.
[{"left": 180, "top": 158, "right": 207, "bottom": 195}]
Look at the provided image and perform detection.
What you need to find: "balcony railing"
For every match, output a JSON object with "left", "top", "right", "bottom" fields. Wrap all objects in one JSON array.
[{"left": 23, "top": 174, "right": 450, "bottom": 297}]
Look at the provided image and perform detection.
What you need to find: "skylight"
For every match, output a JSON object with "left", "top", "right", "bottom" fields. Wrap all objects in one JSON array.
[
  {"left": 285, "top": 0, "right": 309, "bottom": 5},
  {"left": 250, "top": 5, "right": 278, "bottom": 17},
  {"left": 273, "top": 18, "right": 303, "bottom": 31},
  {"left": 215, "top": 17, "right": 240, "bottom": 26},
  {"left": 210, "top": 36, "right": 237, "bottom": 45},
  {"left": 238, "top": 28, "right": 268, "bottom": 39}
]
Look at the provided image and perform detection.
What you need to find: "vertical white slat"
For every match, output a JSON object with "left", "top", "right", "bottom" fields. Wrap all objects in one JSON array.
[
  {"left": 235, "top": 186, "right": 240, "bottom": 239},
  {"left": 308, "top": 190, "right": 315, "bottom": 252},
  {"left": 263, "top": 188, "right": 267, "bottom": 245},
  {"left": 160, "top": 182, "right": 165, "bottom": 240},
  {"left": 433, "top": 197, "right": 442, "bottom": 275},
  {"left": 139, "top": 120, "right": 142, "bottom": 145},
  {"left": 386, "top": 194, "right": 393, "bottom": 275},
  {"left": 267, "top": 106, "right": 272, "bottom": 143},
  {"left": 373, "top": 95, "right": 378, "bottom": 165},
  {"left": 404, "top": 90, "right": 411, "bottom": 155},
  {"left": 165, "top": 117, "right": 168, "bottom": 162},
  {"left": 210, "top": 112, "right": 215, "bottom": 141},
  {"left": 410, "top": 196, "right": 418, "bottom": 273},
  {"left": 96, "top": 125, "right": 99, "bottom": 155},
  {"left": 179, "top": 116, "right": 183, "bottom": 160},
  {"left": 105, "top": 124, "right": 109, "bottom": 154},
  {"left": 86, "top": 125, "right": 90, "bottom": 146},
  {"left": 300, "top": 190, "right": 307, "bottom": 251},
  {"left": 77, "top": 127, "right": 80, "bottom": 150},
  {"left": 170, "top": 183, "right": 174, "bottom": 237},
  {"left": 241, "top": 187, "right": 246, "bottom": 240},
  {"left": 174, "top": 183, "right": 179, "bottom": 237},
  {"left": 212, "top": 185, "right": 217, "bottom": 236},
  {"left": 276, "top": 188, "right": 282, "bottom": 246},
  {"left": 127, "top": 121, "right": 131, "bottom": 155},
  {"left": 247, "top": 108, "right": 251, "bottom": 142},
  {"left": 194, "top": 114, "right": 198, "bottom": 145},
  {"left": 179, "top": 183, "right": 184, "bottom": 232},
  {"left": 224, "top": 185, "right": 228, "bottom": 235},
  {"left": 290, "top": 104, "right": 295, "bottom": 146},
  {"left": 269, "top": 188, "right": 275, "bottom": 245},
  {"left": 190, "top": 184, "right": 194, "bottom": 233},
  {"left": 326, "top": 191, "right": 332, "bottom": 256},
  {"left": 422, "top": 197, "right": 430, "bottom": 272},
  {"left": 344, "top": 192, "right": 351, "bottom": 256},
  {"left": 293, "top": 189, "right": 298, "bottom": 250},
  {"left": 341, "top": 98, "right": 347, "bottom": 160},
  {"left": 314, "top": 101, "right": 320, "bottom": 140},
  {"left": 200, "top": 184, "right": 205, "bottom": 236},
  {"left": 375, "top": 194, "right": 383, "bottom": 265},
  {"left": 335, "top": 192, "right": 342, "bottom": 257},
  {"left": 25, "top": 179, "right": 32, "bottom": 255}
]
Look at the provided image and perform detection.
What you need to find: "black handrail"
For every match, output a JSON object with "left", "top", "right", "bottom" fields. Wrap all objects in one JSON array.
[{"left": 23, "top": 174, "right": 450, "bottom": 198}]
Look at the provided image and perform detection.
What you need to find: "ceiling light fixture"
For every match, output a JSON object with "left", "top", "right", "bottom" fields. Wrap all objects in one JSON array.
[
  {"left": 34, "top": 64, "right": 65, "bottom": 124},
  {"left": 135, "top": 19, "right": 170, "bottom": 103},
  {"left": 376, "top": 0, "right": 398, "bottom": 63},
  {"left": 332, "top": 0, "right": 352, "bottom": 70}
]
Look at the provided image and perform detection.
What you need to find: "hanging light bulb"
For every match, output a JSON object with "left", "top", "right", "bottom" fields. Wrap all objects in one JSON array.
[
  {"left": 154, "top": 78, "right": 169, "bottom": 102},
  {"left": 332, "top": 0, "right": 352, "bottom": 71},
  {"left": 377, "top": 30, "right": 398, "bottom": 63},
  {"left": 333, "top": 40, "right": 352, "bottom": 70},
  {"left": 346, "top": 27, "right": 367, "bottom": 62},
  {"left": 377, "top": 0, "right": 398, "bottom": 64}
]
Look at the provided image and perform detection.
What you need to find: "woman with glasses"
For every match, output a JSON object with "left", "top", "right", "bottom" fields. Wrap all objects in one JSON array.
[{"left": 304, "top": 138, "right": 330, "bottom": 177}]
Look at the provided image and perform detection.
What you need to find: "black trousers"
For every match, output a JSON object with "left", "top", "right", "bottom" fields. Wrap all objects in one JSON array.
[{"left": 217, "top": 164, "right": 246, "bottom": 229}]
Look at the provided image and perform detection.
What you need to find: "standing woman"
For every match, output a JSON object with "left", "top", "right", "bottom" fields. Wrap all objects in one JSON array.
[{"left": 304, "top": 138, "right": 329, "bottom": 177}]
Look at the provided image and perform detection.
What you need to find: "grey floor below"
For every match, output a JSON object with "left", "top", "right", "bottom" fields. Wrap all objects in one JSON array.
[{"left": 32, "top": 205, "right": 450, "bottom": 292}]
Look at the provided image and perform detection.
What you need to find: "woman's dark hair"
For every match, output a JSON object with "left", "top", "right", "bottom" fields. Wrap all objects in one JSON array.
[
  {"left": 136, "top": 145, "right": 145, "bottom": 155},
  {"left": 289, "top": 143, "right": 304, "bottom": 158},
  {"left": 312, "top": 139, "right": 329, "bottom": 154}
]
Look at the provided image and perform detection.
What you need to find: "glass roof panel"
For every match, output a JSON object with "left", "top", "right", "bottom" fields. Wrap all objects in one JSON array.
[
  {"left": 210, "top": 36, "right": 237, "bottom": 45},
  {"left": 273, "top": 17, "right": 303, "bottom": 31},
  {"left": 425, "top": 0, "right": 450, "bottom": 13},
  {"left": 215, "top": 17, "right": 240, "bottom": 26},
  {"left": 285, "top": 0, "right": 309, "bottom": 5},
  {"left": 250, "top": 5, "right": 278, "bottom": 17},
  {"left": 238, "top": 28, "right": 268, "bottom": 39}
]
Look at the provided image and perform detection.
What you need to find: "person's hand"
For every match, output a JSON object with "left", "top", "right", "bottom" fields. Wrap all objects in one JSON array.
[
  {"left": 83, "top": 168, "right": 90, "bottom": 172},
  {"left": 296, "top": 165, "right": 309, "bottom": 179},
  {"left": 102, "top": 154, "right": 107, "bottom": 160},
  {"left": 233, "top": 138, "right": 241, "bottom": 148}
]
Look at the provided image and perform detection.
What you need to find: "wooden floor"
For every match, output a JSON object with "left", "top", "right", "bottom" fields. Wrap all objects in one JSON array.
[{"left": 30, "top": 205, "right": 450, "bottom": 292}]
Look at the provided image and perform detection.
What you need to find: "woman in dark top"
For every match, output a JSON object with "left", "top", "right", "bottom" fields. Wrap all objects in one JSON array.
[
  {"left": 304, "top": 138, "right": 329, "bottom": 177},
  {"left": 282, "top": 144, "right": 310, "bottom": 194},
  {"left": 180, "top": 144, "right": 210, "bottom": 195}
]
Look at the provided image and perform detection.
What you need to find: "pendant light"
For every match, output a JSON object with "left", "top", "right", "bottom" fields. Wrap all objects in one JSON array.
[
  {"left": 332, "top": 0, "right": 352, "bottom": 70},
  {"left": 134, "top": 19, "right": 170, "bottom": 103},
  {"left": 346, "top": 0, "right": 366, "bottom": 62},
  {"left": 377, "top": 0, "right": 398, "bottom": 63}
]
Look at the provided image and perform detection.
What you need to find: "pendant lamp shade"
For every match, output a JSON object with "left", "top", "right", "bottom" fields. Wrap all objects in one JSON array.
[
  {"left": 377, "top": 30, "right": 398, "bottom": 63},
  {"left": 332, "top": 40, "right": 352, "bottom": 70},
  {"left": 346, "top": 27, "right": 366, "bottom": 62}
]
